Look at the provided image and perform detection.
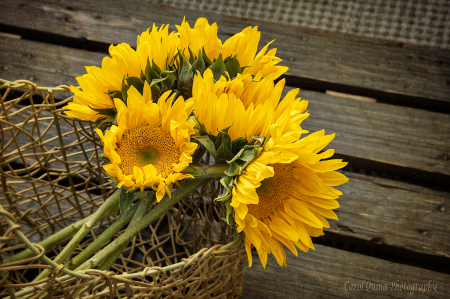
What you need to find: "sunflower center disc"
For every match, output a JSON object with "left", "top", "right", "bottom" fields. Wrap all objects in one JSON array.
[
  {"left": 248, "top": 163, "right": 294, "bottom": 221},
  {"left": 138, "top": 148, "right": 160, "bottom": 166},
  {"left": 116, "top": 125, "right": 180, "bottom": 178}
]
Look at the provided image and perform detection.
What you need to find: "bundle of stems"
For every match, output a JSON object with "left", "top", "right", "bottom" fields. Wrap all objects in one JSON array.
[{"left": 1, "top": 159, "right": 230, "bottom": 293}]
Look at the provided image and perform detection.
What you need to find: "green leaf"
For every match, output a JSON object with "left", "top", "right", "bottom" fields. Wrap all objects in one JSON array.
[
  {"left": 208, "top": 51, "right": 227, "bottom": 81},
  {"left": 225, "top": 55, "right": 241, "bottom": 79},
  {"left": 119, "top": 187, "right": 135, "bottom": 216},
  {"left": 239, "top": 146, "right": 258, "bottom": 161},
  {"left": 125, "top": 77, "right": 145, "bottom": 94},
  {"left": 193, "top": 135, "right": 217, "bottom": 156}
]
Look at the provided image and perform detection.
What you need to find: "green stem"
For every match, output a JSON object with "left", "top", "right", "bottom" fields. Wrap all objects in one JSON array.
[
  {"left": 0, "top": 204, "right": 93, "bottom": 283},
  {"left": 186, "top": 163, "right": 228, "bottom": 178},
  {"left": 98, "top": 193, "right": 155, "bottom": 271},
  {"left": 74, "top": 177, "right": 211, "bottom": 271},
  {"left": 31, "top": 189, "right": 121, "bottom": 283},
  {"left": 66, "top": 199, "right": 142, "bottom": 270},
  {"left": 2, "top": 205, "right": 119, "bottom": 265}
]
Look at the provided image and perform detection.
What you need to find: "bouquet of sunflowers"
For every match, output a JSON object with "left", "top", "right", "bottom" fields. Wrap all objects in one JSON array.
[{"left": 2, "top": 17, "right": 348, "bottom": 297}]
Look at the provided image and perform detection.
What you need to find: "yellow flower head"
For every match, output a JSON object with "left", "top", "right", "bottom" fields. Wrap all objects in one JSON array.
[
  {"left": 192, "top": 69, "right": 309, "bottom": 141},
  {"left": 176, "top": 18, "right": 288, "bottom": 79},
  {"left": 66, "top": 24, "right": 179, "bottom": 122},
  {"left": 66, "top": 43, "right": 141, "bottom": 121},
  {"left": 136, "top": 23, "right": 180, "bottom": 73},
  {"left": 96, "top": 84, "right": 197, "bottom": 202},
  {"left": 231, "top": 125, "right": 348, "bottom": 268}
]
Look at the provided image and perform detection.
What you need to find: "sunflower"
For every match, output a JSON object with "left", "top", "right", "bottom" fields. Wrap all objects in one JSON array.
[
  {"left": 192, "top": 69, "right": 309, "bottom": 141},
  {"left": 65, "top": 24, "right": 179, "bottom": 122},
  {"left": 66, "top": 43, "right": 142, "bottom": 121},
  {"left": 136, "top": 23, "right": 180, "bottom": 74},
  {"left": 176, "top": 18, "right": 288, "bottom": 79},
  {"left": 230, "top": 125, "right": 348, "bottom": 268},
  {"left": 96, "top": 84, "right": 197, "bottom": 201}
]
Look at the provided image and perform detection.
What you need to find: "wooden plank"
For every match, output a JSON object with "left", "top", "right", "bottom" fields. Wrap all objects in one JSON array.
[
  {"left": 333, "top": 171, "right": 450, "bottom": 259},
  {"left": 243, "top": 244, "right": 450, "bottom": 299},
  {"left": 1, "top": 0, "right": 449, "bottom": 105},
  {"left": 0, "top": 35, "right": 103, "bottom": 95},
  {"left": 300, "top": 88, "right": 450, "bottom": 179}
]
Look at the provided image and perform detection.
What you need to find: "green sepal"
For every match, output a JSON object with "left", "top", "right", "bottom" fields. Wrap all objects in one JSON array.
[
  {"left": 100, "top": 154, "right": 111, "bottom": 164},
  {"left": 202, "top": 47, "right": 213, "bottom": 66},
  {"left": 224, "top": 200, "right": 235, "bottom": 226},
  {"left": 191, "top": 50, "right": 206, "bottom": 76},
  {"left": 230, "top": 137, "right": 249, "bottom": 156},
  {"left": 140, "top": 70, "right": 147, "bottom": 82},
  {"left": 122, "top": 79, "right": 130, "bottom": 105},
  {"left": 188, "top": 47, "right": 196, "bottom": 64},
  {"left": 165, "top": 185, "right": 172, "bottom": 199},
  {"left": 177, "top": 50, "right": 194, "bottom": 97},
  {"left": 224, "top": 161, "right": 245, "bottom": 176},
  {"left": 145, "top": 58, "right": 160, "bottom": 84},
  {"left": 160, "top": 69, "right": 176, "bottom": 93},
  {"left": 119, "top": 187, "right": 135, "bottom": 216},
  {"left": 97, "top": 116, "right": 116, "bottom": 132},
  {"left": 150, "top": 83, "right": 161, "bottom": 100},
  {"left": 225, "top": 55, "right": 241, "bottom": 79},
  {"left": 216, "top": 176, "right": 233, "bottom": 202},
  {"left": 151, "top": 59, "right": 162, "bottom": 75},
  {"left": 214, "top": 127, "right": 234, "bottom": 161},
  {"left": 106, "top": 90, "right": 123, "bottom": 101},
  {"left": 193, "top": 135, "right": 217, "bottom": 156},
  {"left": 195, "top": 117, "right": 210, "bottom": 136},
  {"left": 208, "top": 51, "right": 227, "bottom": 81},
  {"left": 125, "top": 77, "right": 145, "bottom": 94},
  {"left": 89, "top": 107, "right": 117, "bottom": 118}
]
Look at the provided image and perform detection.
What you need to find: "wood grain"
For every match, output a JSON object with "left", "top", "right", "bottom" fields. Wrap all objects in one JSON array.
[
  {"left": 300, "top": 88, "right": 450, "bottom": 178},
  {"left": 333, "top": 171, "right": 450, "bottom": 258},
  {"left": 243, "top": 244, "right": 450, "bottom": 298},
  {"left": 1, "top": 0, "right": 449, "bottom": 104}
]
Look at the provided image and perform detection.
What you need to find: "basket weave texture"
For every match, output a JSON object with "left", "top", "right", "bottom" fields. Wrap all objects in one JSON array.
[{"left": 0, "top": 80, "right": 246, "bottom": 298}]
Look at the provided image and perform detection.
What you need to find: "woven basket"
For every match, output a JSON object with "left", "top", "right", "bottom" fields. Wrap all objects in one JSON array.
[{"left": 0, "top": 80, "right": 246, "bottom": 298}]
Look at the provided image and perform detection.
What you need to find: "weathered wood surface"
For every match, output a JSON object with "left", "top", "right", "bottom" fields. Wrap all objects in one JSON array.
[
  {"left": 1, "top": 36, "right": 449, "bottom": 184},
  {"left": 300, "top": 88, "right": 450, "bottom": 179},
  {"left": 332, "top": 171, "right": 450, "bottom": 258},
  {"left": 243, "top": 244, "right": 450, "bottom": 299},
  {"left": 1, "top": 0, "right": 450, "bottom": 106}
]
